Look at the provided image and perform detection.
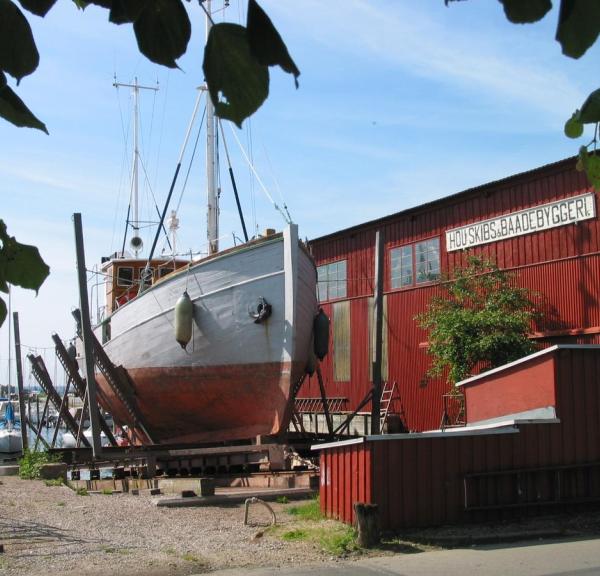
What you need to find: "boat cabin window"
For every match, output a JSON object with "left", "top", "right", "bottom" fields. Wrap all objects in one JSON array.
[
  {"left": 158, "top": 266, "right": 174, "bottom": 278},
  {"left": 116, "top": 266, "right": 134, "bottom": 287},
  {"left": 317, "top": 260, "right": 347, "bottom": 302}
]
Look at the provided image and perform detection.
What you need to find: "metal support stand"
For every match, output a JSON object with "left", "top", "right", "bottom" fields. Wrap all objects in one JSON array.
[
  {"left": 52, "top": 334, "right": 117, "bottom": 446},
  {"left": 12, "top": 312, "right": 28, "bottom": 452},
  {"left": 27, "top": 354, "right": 91, "bottom": 448}
]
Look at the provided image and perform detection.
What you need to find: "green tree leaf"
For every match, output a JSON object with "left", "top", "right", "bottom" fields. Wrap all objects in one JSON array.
[
  {"left": 0, "top": 298, "right": 6, "bottom": 327},
  {"left": 556, "top": 0, "right": 600, "bottom": 58},
  {"left": 498, "top": 0, "right": 552, "bottom": 23},
  {"left": 203, "top": 22, "right": 269, "bottom": 128},
  {"left": 0, "top": 72, "right": 48, "bottom": 132},
  {"left": 17, "top": 0, "right": 58, "bottom": 17},
  {"left": 577, "top": 88, "right": 600, "bottom": 124},
  {"left": 247, "top": 0, "right": 300, "bottom": 87},
  {"left": 0, "top": 220, "right": 50, "bottom": 295},
  {"left": 0, "top": 0, "right": 39, "bottom": 82},
  {"left": 133, "top": 0, "right": 190, "bottom": 68},
  {"left": 108, "top": 0, "right": 145, "bottom": 25}
]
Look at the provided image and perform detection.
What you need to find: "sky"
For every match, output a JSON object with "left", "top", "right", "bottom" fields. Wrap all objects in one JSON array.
[{"left": 1, "top": 0, "right": 599, "bottom": 388}]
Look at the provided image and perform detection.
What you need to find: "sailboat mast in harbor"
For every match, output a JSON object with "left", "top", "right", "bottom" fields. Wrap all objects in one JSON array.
[
  {"left": 205, "top": 0, "right": 219, "bottom": 255},
  {"left": 113, "top": 77, "right": 159, "bottom": 256}
]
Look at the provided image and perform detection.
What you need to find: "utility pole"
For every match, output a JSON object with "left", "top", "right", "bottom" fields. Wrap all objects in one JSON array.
[{"left": 370, "top": 230, "right": 384, "bottom": 435}]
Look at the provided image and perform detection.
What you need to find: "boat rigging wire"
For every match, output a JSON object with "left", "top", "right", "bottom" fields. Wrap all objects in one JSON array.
[
  {"left": 141, "top": 88, "right": 205, "bottom": 292},
  {"left": 226, "top": 123, "right": 292, "bottom": 225},
  {"left": 218, "top": 119, "right": 249, "bottom": 242},
  {"left": 175, "top": 104, "right": 206, "bottom": 214}
]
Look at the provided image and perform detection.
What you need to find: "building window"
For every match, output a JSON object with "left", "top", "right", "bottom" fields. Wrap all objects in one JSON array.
[
  {"left": 390, "top": 245, "right": 413, "bottom": 289},
  {"left": 317, "top": 260, "right": 347, "bottom": 302},
  {"left": 116, "top": 266, "right": 134, "bottom": 287},
  {"left": 368, "top": 296, "right": 389, "bottom": 381},
  {"left": 390, "top": 238, "right": 440, "bottom": 288},
  {"left": 333, "top": 300, "right": 351, "bottom": 382},
  {"left": 415, "top": 238, "right": 440, "bottom": 284}
]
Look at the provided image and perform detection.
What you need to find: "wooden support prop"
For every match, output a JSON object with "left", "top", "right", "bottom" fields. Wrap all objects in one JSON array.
[
  {"left": 316, "top": 363, "right": 333, "bottom": 438},
  {"left": 353, "top": 502, "right": 380, "bottom": 548}
]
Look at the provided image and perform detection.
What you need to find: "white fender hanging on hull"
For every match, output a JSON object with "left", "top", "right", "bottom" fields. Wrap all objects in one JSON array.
[{"left": 174, "top": 291, "right": 194, "bottom": 349}]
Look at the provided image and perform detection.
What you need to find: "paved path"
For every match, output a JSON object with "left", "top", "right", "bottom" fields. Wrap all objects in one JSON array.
[{"left": 205, "top": 536, "right": 600, "bottom": 576}]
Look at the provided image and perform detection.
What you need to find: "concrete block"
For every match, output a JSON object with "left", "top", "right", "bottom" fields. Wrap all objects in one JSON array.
[
  {"left": 40, "top": 463, "right": 67, "bottom": 482},
  {"left": 0, "top": 465, "right": 20, "bottom": 477}
]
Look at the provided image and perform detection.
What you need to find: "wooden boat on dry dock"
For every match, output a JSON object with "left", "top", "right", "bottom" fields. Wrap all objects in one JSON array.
[{"left": 87, "top": 2, "right": 318, "bottom": 447}]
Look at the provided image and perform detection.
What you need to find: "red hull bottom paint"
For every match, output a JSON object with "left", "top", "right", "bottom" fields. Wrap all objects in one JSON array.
[{"left": 97, "top": 361, "right": 305, "bottom": 445}]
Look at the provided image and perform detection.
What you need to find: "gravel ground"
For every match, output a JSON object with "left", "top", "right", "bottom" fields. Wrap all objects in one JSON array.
[{"left": 0, "top": 477, "right": 344, "bottom": 576}]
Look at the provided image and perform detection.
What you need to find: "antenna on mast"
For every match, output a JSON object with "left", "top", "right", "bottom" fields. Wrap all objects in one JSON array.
[{"left": 113, "top": 76, "right": 159, "bottom": 256}]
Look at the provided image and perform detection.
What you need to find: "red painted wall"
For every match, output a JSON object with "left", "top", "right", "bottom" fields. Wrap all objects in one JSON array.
[
  {"left": 304, "top": 158, "right": 600, "bottom": 432},
  {"left": 460, "top": 350, "right": 557, "bottom": 424},
  {"left": 318, "top": 347, "right": 600, "bottom": 529}
]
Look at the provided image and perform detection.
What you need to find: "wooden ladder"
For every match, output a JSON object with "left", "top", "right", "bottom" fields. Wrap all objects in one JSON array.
[{"left": 379, "top": 380, "right": 396, "bottom": 433}]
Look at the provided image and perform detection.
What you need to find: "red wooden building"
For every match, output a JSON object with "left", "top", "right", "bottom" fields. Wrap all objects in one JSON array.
[
  {"left": 299, "top": 156, "right": 600, "bottom": 433},
  {"left": 316, "top": 345, "right": 600, "bottom": 529}
]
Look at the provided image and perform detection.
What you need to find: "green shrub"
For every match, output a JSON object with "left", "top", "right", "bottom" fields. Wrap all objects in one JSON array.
[
  {"left": 18, "top": 450, "right": 60, "bottom": 480},
  {"left": 276, "top": 496, "right": 289, "bottom": 504},
  {"left": 76, "top": 487, "right": 89, "bottom": 496},
  {"left": 44, "top": 478, "right": 64, "bottom": 487}
]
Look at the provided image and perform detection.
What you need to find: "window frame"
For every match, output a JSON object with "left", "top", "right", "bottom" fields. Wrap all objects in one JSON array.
[
  {"left": 116, "top": 266, "right": 134, "bottom": 287},
  {"left": 317, "top": 259, "right": 348, "bottom": 302},
  {"left": 390, "top": 236, "right": 441, "bottom": 290}
]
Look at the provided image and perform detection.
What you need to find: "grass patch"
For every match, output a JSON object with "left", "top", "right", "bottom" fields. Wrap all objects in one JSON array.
[
  {"left": 18, "top": 450, "right": 61, "bottom": 479},
  {"left": 57, "top": 502, "right": 65, "bottom": 507},
  {"left": 276, "top": 496, "right": 289, "bottom": 504},
  {"left": 287, "top": 497, "right": 322, "bottom": 521},
  {"left": 282, "top": 528, "right": 308, "bottom": 541},
  {"left": 182, "top": 553, "right": 202, "bottom": 563},
  {"left": 75, "top": 487, "right": 89, "bottom": 496},
  {"left": 102, "top": 546, "right": 131, "bottom": 555},
  {"left": 277, "top": 524, "right": 357, "bottom": 555},
  {"left": 44, "top": 478, "right": 64, "bottom": 487},
  {"left": 101, "top": 488, "right": 113, "bottom": 495}
]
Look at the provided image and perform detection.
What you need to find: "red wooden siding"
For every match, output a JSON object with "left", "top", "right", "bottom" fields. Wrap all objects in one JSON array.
[
  {"left": 317, "top": 346, "right": 600, "bottom": 529},
  {"left": 303, "top": 158, "right": 600, "bottom": 432},
  {"left": 460, "top": 349, "right": 557, "bottom": 424}
]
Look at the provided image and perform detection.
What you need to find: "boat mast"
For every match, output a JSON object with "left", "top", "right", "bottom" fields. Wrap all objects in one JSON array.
[
  {"left": 113, "top": 77, "right": 159, "bottom": 256},
  {"left": 206, "top": 0, "right": 219, "bottom": 255}
]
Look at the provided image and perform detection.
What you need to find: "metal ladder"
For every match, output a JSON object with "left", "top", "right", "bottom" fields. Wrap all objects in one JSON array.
[{"left": 379, "top": 380, "right": 396, "bottom": 433}]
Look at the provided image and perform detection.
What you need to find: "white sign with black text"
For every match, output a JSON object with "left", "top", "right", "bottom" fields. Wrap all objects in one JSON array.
[{"left": 445, "top": 192, "right": 596, "bottom": 252}]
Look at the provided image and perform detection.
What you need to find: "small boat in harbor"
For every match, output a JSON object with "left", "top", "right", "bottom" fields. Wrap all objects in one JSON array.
[{"left": 0, "top": 401, "right": 22, "bottom": 456}]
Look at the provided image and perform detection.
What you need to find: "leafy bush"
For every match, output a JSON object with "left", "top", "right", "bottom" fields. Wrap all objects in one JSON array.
[
  {"left": 416, "top": 256, "right": 539, "bottom": 387},
  {"left": 18, "top": 450, "right": 60, "bottom": 480}
]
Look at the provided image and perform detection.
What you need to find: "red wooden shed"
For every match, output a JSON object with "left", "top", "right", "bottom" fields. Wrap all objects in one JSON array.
[
  {"left": 315, "top": 345, "right": 600, "bottom": 529},
  {"left": 300, "top": 157, "right": 600, "bottom": 433}
]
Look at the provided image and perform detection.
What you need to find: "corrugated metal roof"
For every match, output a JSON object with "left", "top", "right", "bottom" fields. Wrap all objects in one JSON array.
[{"left": 310, "top": 156, "right": 578, "bottom": 243}]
